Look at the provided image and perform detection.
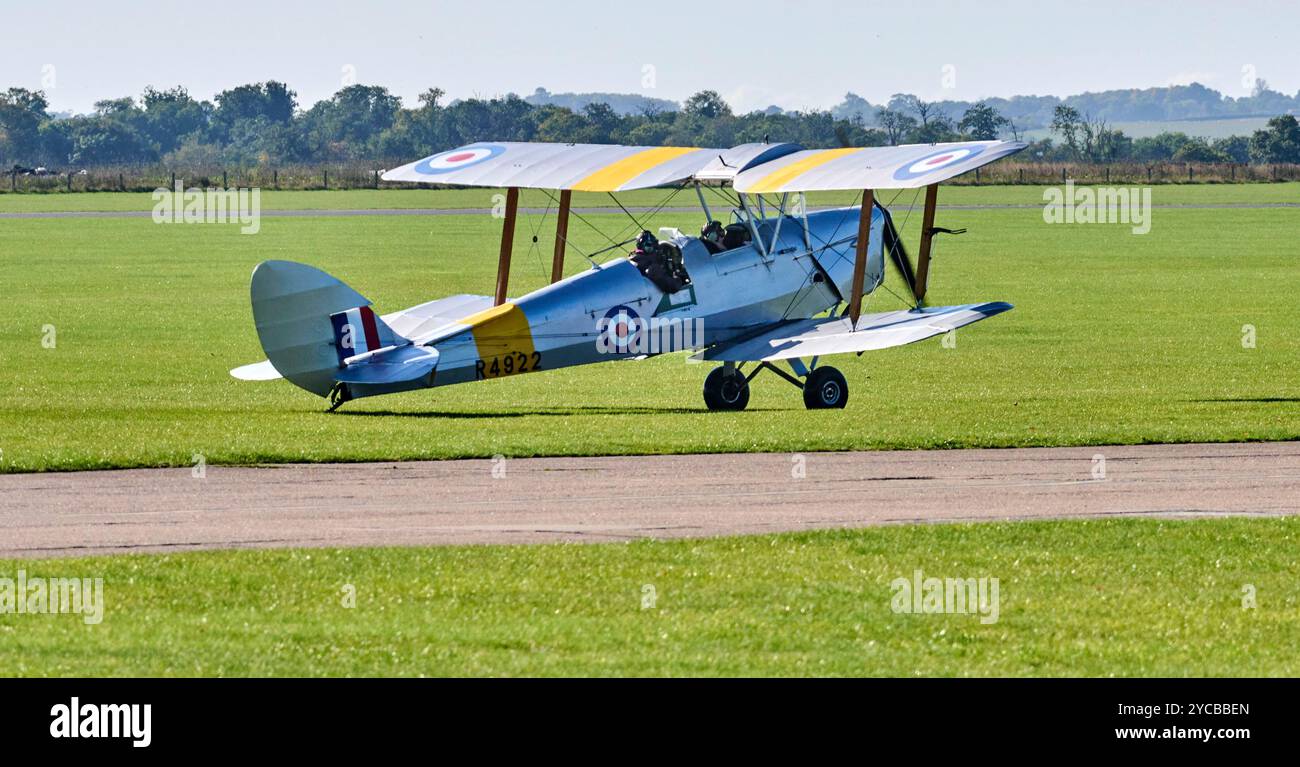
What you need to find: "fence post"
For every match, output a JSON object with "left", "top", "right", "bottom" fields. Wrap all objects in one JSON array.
[
  {"left": 323, "top": 169, "right": 328, "bottom": 190},
  {"left": 1147, "top": 166, "right": 1152, "bottom": 182},
  {"left": 66, "top": 173, "right": 72, "bottom": 192},
  {"left": 1018, "top": 168, "right": 1024, "bottom": 184},
  {"left": 1188, "top": 165, "right": 1193, "bottom": 182},
  {"left": 373, "top": 169, "right": 379, "bottom": 189},
  {"left": 10, "top": 170, "right": 16, "bottom": 192},
  {"left": 1105, "top": 166, "right": 1110, "bottom": 184},
  {"left": 118, "top": 172, "right": 124, "bottom": 191},
  {"left": 273, "top": 169, "right": 279, "bottom": 190}
]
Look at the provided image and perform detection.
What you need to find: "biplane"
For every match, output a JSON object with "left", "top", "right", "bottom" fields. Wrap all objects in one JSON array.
[{"left": 232, "top": 138, "right": 1025, "bottom": 410}]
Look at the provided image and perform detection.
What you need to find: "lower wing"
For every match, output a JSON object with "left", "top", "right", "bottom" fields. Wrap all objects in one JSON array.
[{"left": 694, "top": 302, "right": 1012, "bottom": 362}]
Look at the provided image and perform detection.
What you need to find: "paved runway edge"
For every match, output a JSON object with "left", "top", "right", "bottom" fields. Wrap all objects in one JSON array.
[{"left": 2, "top": 442, "right": 1298, "bottom": 558}]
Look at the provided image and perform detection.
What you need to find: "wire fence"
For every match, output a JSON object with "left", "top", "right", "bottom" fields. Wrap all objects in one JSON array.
[{"left": 3, "top": 160, "right": 1300, "bottom": 194}]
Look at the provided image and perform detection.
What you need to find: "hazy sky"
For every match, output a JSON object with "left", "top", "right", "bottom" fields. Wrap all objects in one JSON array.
[{"left": 3, "top": 0, "right": 1296, "bottom": 114}]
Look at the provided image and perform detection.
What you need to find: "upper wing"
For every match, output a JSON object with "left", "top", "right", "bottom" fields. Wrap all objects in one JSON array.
[
  {"left": 694, "top": 302, "right": 1012, "bottom": 362},
  {"left": 382, "top": 142, "right": 719, "bottom": 192},
  {"left": 732, "top": 141, "right": 1026, "bottom": 192}
]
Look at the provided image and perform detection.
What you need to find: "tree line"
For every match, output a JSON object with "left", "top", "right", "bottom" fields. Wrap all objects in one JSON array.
[{"left": 2, "top": 82, "right": 1298, "bottom": 172}]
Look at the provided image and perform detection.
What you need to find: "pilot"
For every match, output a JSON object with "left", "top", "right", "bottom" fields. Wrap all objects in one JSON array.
[
  {"left": 636, "top": 230, "right": 658, "bottom": 255},
  {"left": 700, "top": 220, "right": 725, "bottom": 253}
]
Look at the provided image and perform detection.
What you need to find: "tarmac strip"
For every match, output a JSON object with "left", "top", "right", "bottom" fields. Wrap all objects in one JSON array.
[{"left": 1, "top": 442, "right": 1298, "bottom": 558}]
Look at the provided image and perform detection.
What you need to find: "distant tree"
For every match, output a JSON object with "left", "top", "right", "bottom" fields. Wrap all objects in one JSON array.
[
  {"left": 581, "top": 102, "right": 621, "bottom": 144},
  {"left": 1131, "top": 131, "right": 1194, "bottom": 161},
  {"left": 683, "top": 90, "right": 732, "bottom": 120},
  {"left": 64, "top": 116, "right": 155, "bottom": 164},
  {"left": 374, "top": 87, "right": 450, "bottom": 159},
  {"left": 892, "top": 94, "right": 933, "bottom": 125},
  {"left": 163, "top": 135, "right": 223, "bottom": 168},
  {"left": 957, "top": 102, "right": 1010, "bottom": 140},
  {"left": 299, "top": 85, "right": 402, "bottom": 159},
  {"left": 1212, "top": 135, "right": 1250, "bottom": 163},
  {"left": 1248, "top": 115, "right": 1300, "bottom": 163},
  {"left": 1080, "top": 119, "right": 1130, "bottom": 162},
  {"left": 875, "top": 108, "right": 917, "bottom": 145},
  {"left": 37, "top": 119, "right": 74, "bottom": 165},
  {"left": 624, "top": 114, "right": 674, "bottom": 146},
  {"left": 0, "top": 88, "right": 50, "bottom": 164},
  {"left": 534, "top": 107, "right": 591, "bottom": 143},
  {"left": 93, "top": 97, "right": 136, "bottom": 117},
  {"left": 223, "top": 116, "right": 303, "bottom": 165},
  {"left": 892, "top": 94, "right": 955, "bottom": 142},
  {"left": 1050, "top": 105, "right": 1084, "bottom": 158},
  {"left": 832, "top": 92, "right": 878, "bottom": 124},
  {"left": 211, "top": 81, "right": 297, "bottom": 142},
  {"left": 1172, "top": 138, "right": 1229, "bottom": 163},
  {"left": 140, "top": 86, "right": 209, "bottom": 155}
]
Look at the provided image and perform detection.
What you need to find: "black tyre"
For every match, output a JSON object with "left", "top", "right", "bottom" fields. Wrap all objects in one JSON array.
[
  {"left": 803, "top": 366, "right": 848, "bottom": 409},
  {"left": 703, "top": 366, "right": 750, "bottom": 411}
]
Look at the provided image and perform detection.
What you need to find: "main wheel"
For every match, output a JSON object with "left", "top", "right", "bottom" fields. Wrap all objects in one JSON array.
[
  {"left": 703, "top": 366, "right": 750, "bottom": 411},
  {"left": 803, "top": 366, "right": 848, "bottom": 409}
]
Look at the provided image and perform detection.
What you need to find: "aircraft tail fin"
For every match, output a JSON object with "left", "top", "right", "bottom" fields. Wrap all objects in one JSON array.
[{"left": 245, "top": 260, "right": 406, "bottom": 397}]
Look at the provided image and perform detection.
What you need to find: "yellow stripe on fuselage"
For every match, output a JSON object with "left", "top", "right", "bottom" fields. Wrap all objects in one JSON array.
[
  {"left": 570, "top": 146, "right": 699, "bottom": 192},
  {"left": 744, "top": 147, "right": 860, "bottom": 193},
  {"left": 457, "top": 302, "right": 537, "bottom": 380}
]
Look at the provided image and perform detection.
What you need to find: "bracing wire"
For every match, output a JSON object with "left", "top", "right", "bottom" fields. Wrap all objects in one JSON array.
[{"left": 522, "top": 192, "right": 554, "bottom": 282}]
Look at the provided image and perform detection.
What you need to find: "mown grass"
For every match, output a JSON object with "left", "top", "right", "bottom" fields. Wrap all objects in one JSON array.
[
  {"left": 2, "top": 518, "right": 1295, "bottom": 677},
  {"left": 0, "top": 182, "right": 1298, "bottom": 212},
  {"left": 1, "top": 186, "right": 1297, "bottom": 473}
]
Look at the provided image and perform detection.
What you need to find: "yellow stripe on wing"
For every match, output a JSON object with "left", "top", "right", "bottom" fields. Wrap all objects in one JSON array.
[
  {"left": 744, "top": 147, "right": 860, "bottom": 193},
  {"left": 570, "top": 146, "right": 700, "bottom": 192}
]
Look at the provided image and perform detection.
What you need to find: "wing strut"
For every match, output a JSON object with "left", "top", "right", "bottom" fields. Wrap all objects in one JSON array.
[
  {"left": 913, "top": 183, "right": 939, "bottom": 303},
  {"left": 495, "top": 186, "right": 519, "bottom": 305},
  {"left": 550, "top": 189, "right": 571, "bottom": 283},
  {"left": 847, "top": 188, "right": 875, "bottom": 325}
]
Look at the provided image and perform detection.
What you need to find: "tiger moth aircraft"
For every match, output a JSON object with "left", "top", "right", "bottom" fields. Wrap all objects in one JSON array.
[{"left": 231, "top": 138, "right": 1026, "bottom": 411}]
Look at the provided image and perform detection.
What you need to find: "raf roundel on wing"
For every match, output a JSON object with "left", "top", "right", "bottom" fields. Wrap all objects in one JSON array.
[
  {"left": 413, "top": 144, "right": 506, "bottom": 175},
  {"left": 893, "top": 144, "right": 986, "bottom": 181}
]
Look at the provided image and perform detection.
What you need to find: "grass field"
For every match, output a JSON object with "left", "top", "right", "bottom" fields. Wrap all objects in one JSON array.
[
  {"left": 2, "top": 182, "right": 1300, "bottom": 213},
  {"left": 3, "top": 185, "right": 1298, "bottom": 678},
  {"left": 2, "top": 517, "right": 1295, "bottom": 676},
  {"left": 1, "top": 184, "right": 1298, "bottom": 473}
]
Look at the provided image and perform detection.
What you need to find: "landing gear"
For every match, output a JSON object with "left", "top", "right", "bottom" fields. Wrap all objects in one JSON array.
[
  {"left": 703, "top": 366, "right": 750, "bottom": 411},
  {"left": 327, "top": 382, "right": 351, "bottom": 412},
  {"left": 802, "top": 366, "right": 848, "bottom": 409},
  {"left": 701, "top": 360, "right": 848, "bottom": 411}
]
